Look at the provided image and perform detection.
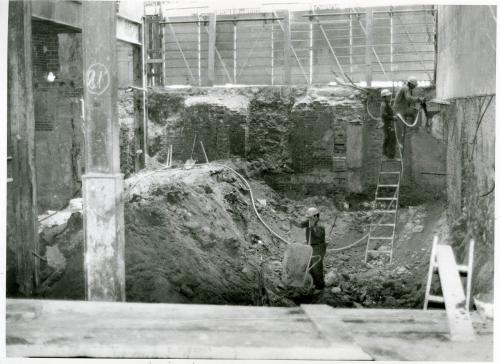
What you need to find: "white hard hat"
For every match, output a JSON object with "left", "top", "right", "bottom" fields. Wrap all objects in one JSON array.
[
  {"left": 305, "top": 207, "right": 319, "bottom": 218},
  {"left": 381, "top": 89, "right": 392, "bottom": 97},
  {"left": 408, "top": 76, "right": 418, "bottom": 86}
]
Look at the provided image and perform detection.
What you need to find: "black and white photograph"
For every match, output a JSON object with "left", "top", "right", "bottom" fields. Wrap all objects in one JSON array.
[{"left": 2, "top": 0, "right": 496, "bottom": 361}]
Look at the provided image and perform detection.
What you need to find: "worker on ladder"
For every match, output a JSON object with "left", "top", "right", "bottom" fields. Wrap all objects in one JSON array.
[
  {"left": 290, "top": 207, "right": 326, "bottom": 291},
  {"left": 380, "top": 89, "right": 397, "bottom": 160},
  {"left": 393, "top": 76, "right": 425, "bottom": 123}
]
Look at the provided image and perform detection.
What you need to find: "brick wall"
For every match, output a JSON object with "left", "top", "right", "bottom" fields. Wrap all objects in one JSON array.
[
  {"left": 147, "top": 86, "right": 368, "bottom": 200},
  {"left": 33, "top": 29, "right": 84, "bottom": 211},
  {"left": 362, "top": 87, "right": 443, "bottom": 203},
  {"left": 147, "top": 86, "right": 445, "bottom": 202}
]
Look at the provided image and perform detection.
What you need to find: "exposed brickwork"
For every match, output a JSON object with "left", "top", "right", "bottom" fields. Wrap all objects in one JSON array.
[{"left": 33, "top": 31, "right": 84, "bottom": 211}]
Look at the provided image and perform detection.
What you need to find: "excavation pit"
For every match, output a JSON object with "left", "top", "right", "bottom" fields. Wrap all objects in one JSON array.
[{"left": 19, "top": 164, "right": 444, "bottom": 309}]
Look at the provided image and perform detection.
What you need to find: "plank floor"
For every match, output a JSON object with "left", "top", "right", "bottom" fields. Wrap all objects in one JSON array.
[{"left": 6, "top": 299, "right": 493, "bottom": 360}]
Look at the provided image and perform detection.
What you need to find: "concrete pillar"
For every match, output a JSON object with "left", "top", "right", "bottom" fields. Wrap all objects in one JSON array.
[{"left": 82, "top": 1, "right": 125, "bottom": 301}]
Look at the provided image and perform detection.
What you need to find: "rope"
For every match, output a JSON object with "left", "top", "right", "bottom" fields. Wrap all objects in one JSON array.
[
  {"left": 328, "top": 233, "right": 368, "bottom": 251},
  {"left": 209, "top": 163, "right": 292, "bottom": 245}
]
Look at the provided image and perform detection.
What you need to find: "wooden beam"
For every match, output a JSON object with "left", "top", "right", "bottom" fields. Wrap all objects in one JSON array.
[
  {"left": 309, "top": 18, "right": 313, "bottom": 85},
  {"left": 283, "top": 10, "right": 291, "bottom": 85},
  {"left": 82, "top": 1, "right": 125, "bottom": 301},
  {"left": 365, "top": 8, "right": 373, "bottom": 86},
  {"left": 207, "top": 12, "right": 216, "bottom": 86},
  {"left": 435, "top": 244, "right": 475, "bottom": 341},
  {"left": 7, "top": 0, "right": 39, "bottom": 296},
  {"left": 133, "top": 45, "right": 145, "bottom": 171},
  {"left": 141, "top": 13, "right": 149, "bottom": 162}
]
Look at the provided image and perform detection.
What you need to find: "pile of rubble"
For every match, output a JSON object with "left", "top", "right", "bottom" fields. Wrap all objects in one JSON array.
[{"left": 19, "top": 162, "right": 444, "bottom": 308}]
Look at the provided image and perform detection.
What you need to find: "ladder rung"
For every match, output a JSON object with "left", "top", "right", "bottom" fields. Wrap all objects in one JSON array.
[
  {"left": 380, "top": 172, "right": 400, "bottom": 175},
  {"left": 373, "top": 209, "right": 397, "bottom": 213},
  {"left": 381, "top": 158, "right": 401, "bottom": 162},
  {"left": 457, "top": 264, "right": 469, "bottom": 273},
  {"left": 376, "top": 197, "right": 398, "bottom": 201},
  {"left": 377, "top": 184, "right": 399, "bottom": 188},
  {"left": 7, "top": 156, "right": 12, "bottom": 160},
  {"left": 428, "top": 294, "right": 445, "bottom": 303},
  {"left": 369, "top": 236, "right": 393, "bottom": 240},
  {"left": 7, "top": 178, "right": 13, "bottom": 183},
  {"left": 367, "top": 250, "right": 391, "bottom": 254},
  {"left": 371, "top": 223, "right": 395, "bottom": 227}
]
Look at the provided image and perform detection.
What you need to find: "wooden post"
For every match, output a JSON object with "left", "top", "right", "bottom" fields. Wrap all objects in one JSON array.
[
  {"left": 283, "top": 10, "right": 292, "bottom": 85},
  {"left": 207, "top": 12, "right": 216, "bottom": 86},
  {"left": 271, "top": 21, "right": 274, "bottom": 85},
  {"left": 8, "top": 0, "right": 39, "bottom": 296},
  {"left": 82, "top": 2, "right": 125, "bottom": 301},
  {"left": 365, "top": 8, "right": 373, "bottom": 87},
  {"left": 133, "top": 46, "right": 145, "bottom": 171},
  {"left": 309, "top": 17, "right": 313, "bottom": 85},
  {"left": 142, "top": 12, "right": 149, "bottom": 164},
  {"left": 233, "top": 22, "right": 237, "bottom": 84},
  {"left": 349, "top": 12, "right": 353, "bottom": 77}
]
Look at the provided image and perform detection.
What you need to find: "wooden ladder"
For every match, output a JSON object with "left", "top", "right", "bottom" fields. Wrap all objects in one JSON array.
[
  {"left": 423, "top": 236, "right": 475, "bottom": 341},
  {"left": 364, "top": 158, "right": 401, "bottom": 264}
]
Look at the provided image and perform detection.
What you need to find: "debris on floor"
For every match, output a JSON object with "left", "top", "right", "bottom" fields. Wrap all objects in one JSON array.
[{"left": 34, "top": 162, "right": 446, "bottom": 307}]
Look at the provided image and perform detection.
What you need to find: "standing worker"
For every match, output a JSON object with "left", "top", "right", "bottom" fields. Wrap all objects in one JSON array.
[
  {"left": 290, "top": 207, "right": 326, "bottom": 290},
  {"left": 393, "top": 76, "right": 425, "bottom": 123},
  {"left": 380, "top": 89, "right": 396, "bottom": 160}
]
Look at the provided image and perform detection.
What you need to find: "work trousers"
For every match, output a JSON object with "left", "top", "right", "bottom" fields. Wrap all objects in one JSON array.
[
  {"left": 383, "top": 118, "right": 396, "bottom": 159},
  {"left": 310, "top": 243, "right": 326, "bottom": 289}
]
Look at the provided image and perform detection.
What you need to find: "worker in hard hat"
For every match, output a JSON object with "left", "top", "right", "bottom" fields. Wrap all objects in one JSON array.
[
  {"left": 290, "top": 207, "right": 326, "bottom": 290},
  {"left": 393, "top": 76, "right": 425, "bottom": 122},
  {"left": 380, "top": 89, "right": 396, "bottom": 159}
]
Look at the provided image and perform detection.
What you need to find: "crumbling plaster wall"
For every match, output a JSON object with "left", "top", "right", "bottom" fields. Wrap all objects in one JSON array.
[
  {"left": 436, "top": 5, "right": 495, "bottom": 300},
  {"left": 148, "top": 85, "right": 445, "bottom": 201},
  {"left": 363, "top": 88, "right": 445, "bottom": 205}
]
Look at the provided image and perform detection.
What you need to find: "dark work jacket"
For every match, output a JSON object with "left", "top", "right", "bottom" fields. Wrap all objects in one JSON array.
[
  {"left": 380, "top": 101, "right": 394, "bottom": 125},
  {"left": 299, "top": 220, "right": 326, "bottom": 246},
  {"left": 393, "top": 84, "right": 419, "bottom": 116}
]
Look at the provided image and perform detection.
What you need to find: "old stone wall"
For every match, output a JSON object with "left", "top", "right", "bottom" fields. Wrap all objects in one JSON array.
[
  {"left": 362, "top": 87, "right": 445, "bottom": 204},
  {"left": 436, "top": 5, "right": 495, "bottom": 301},
  {"left": 444, "top": 96, "right": 495, "bottom": 300},
  {"left": 147, "top": 85, "right": 446, "bottom": 203},
  {"left": 147, "top": 86, "right": 370, "bottom": 200}
]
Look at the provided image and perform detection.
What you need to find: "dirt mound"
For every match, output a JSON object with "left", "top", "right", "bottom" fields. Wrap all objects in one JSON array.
[
  {"left": 30, "top": 163, "right": 445, "bottom": 308},
  {"left": 34, "top": 165, "right": 295, "bottom": 304}
]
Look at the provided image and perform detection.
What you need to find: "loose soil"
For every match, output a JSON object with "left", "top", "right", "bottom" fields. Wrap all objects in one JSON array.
[{"left": 30, "top": 162, "right": 447, "bottom": 308}]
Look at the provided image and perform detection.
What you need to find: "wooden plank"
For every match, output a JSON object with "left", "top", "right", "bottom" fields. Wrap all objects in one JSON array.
[
  {"left": 7, "top": 299, "right": 370, "bottom": 359},
  {"left": 301, "top": 305, "right": 372, "bottom": 360},
  {"left": 8, "top": 0, "right": 39, "bottom": 295},
  {"left": 132, "top": 45, "right": 145, "bottom": 171},
  {"left": 436, "top": 244, "right": 475, "bottom": 341},
  {"left": 283, "top": 10, "right": 291, "bottom": 85},
  {"left": 364, "top": 8, "right": 373, "bottom": 86},
  {"left": 207, "top": 12, "right": 216, "bottom": 86}
]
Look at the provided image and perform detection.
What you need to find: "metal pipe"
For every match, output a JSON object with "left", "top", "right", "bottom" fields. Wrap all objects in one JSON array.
[{"left": 160, "top": 17, "right": 283, "bottom": 25}]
